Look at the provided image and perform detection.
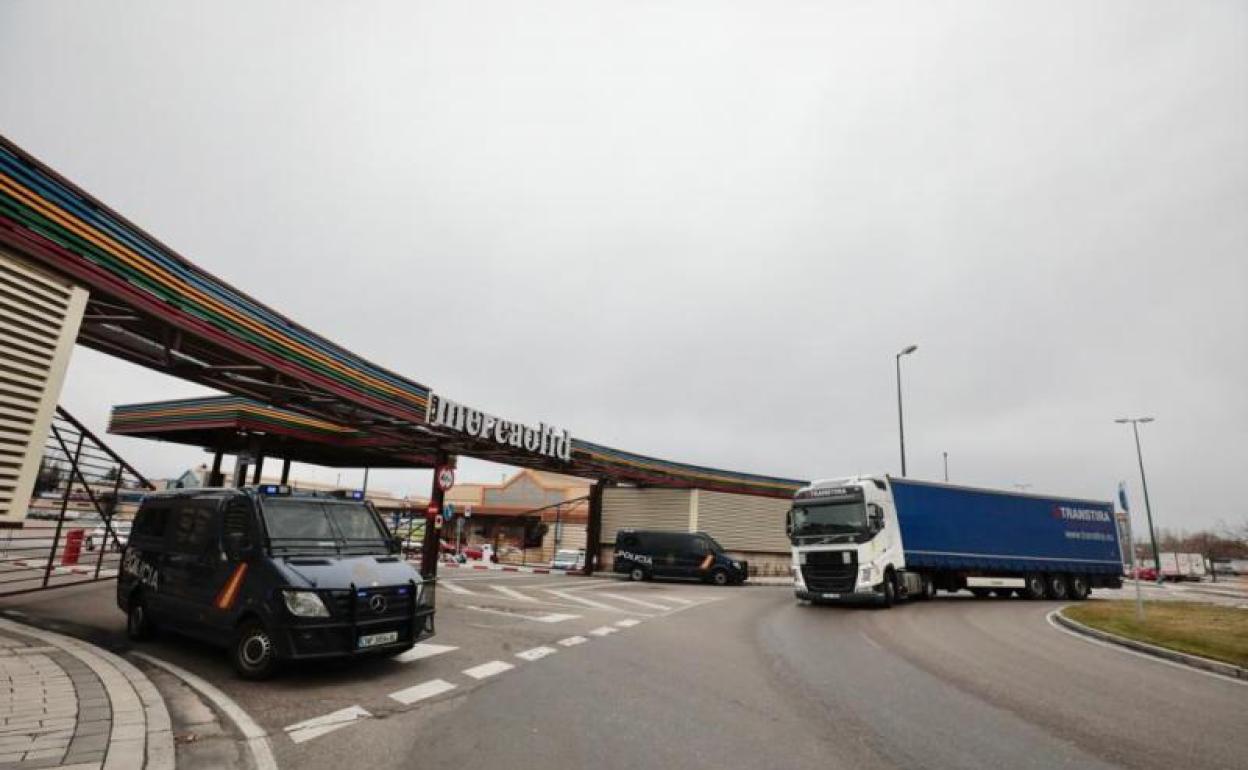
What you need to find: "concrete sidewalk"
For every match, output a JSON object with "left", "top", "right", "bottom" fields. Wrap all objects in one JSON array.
[{"left": 0, "top": 618, "right": 173, "bottom": 770}]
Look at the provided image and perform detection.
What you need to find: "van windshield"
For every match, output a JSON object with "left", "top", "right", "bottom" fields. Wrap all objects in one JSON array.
[{"left": 261, "top": 499, "right": 389, "bottom": 554}]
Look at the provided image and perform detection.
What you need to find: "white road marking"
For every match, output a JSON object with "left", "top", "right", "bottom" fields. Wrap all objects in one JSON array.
[
  {"left": 132, "top": 652, "right": 277, "bottom": 770},
  {"left": 441, "top": 581, "right": 475, "bottom": 595},
  {"left": 860, "top": 632, "right": 883, "bottom": 651},
  {"left": 546, "top": 589, "right": 619, "bottom": 610},
  {"left": 600, "top": 592, "right": 671, "bottom": 611},
  {"left": 394, "top": 643, "right": 458, "bottom": 663},
  {"left": 589, "top": 626, "right": 618, "bottom": 637},
  {"left": 615, "top": 618, "right": 641, "bottom": 628},
  {"left": 284, "top": 705, "right": 371, "bottom": 744},
  {"left": 389, "top": 678, "right": 457, "bottom": 705},
  {"left": 464, "top": 660, "right": 515, "bottom": 679},
  {"left": 662, "top": 595, "right": 696, "bottom": 605},
  {"left": 492, "top": 585, "right": 537, "bottom": 602},
  {"left": 464, "top": 605, "right": 580, "bottom": 623},
  {"left": 515, "top": 646, "right": 558, "bottom": 662},
  {"left": 557, "top": 636, "right": 588, "bottom": 647}
]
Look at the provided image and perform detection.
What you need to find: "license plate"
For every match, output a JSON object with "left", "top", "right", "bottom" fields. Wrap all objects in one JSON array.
[
  {"left": 821, "top": 593, "right": 841, "bottom": 600},
  {"left": 358, "top": 631, "right": 398, "bottom": 649}
]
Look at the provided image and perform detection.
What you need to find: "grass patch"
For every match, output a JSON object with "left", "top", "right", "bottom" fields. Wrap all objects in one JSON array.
[{"left": 1063, "top": 601, "right": 1248, "bottom": 668}]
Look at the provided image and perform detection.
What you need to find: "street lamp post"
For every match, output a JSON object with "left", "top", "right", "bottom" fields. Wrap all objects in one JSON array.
[
  {"left": 1116, "top": 417, "right": 1161, "bottom": 577},
  {"left": 895, "top": 345, "right": 918, "bottom": 476}
]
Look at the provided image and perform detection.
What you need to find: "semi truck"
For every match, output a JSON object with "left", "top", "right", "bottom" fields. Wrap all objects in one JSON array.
[{"left": 787, "top": 475, "right": 1124, "bottom": 607}]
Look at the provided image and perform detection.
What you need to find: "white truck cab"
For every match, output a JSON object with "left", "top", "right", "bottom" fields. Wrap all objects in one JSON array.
[{"left": 787, "top": 475, "right": 921, "bottom": 606}]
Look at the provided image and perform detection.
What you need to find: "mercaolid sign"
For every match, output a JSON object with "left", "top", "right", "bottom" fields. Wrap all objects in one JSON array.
[{"left": 425, "top": 392, "right": 572, "bottom": 462}]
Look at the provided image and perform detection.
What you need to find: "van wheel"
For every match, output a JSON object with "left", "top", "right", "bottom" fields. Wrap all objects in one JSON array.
[
  {"left": 629, "top": 567, "right": 647, "bottom": 582},
  {"left": 233, "top": 621, "right": 278, "bottom": 680},
  {"left": 709, "top": 568, "right": 730, "bottom": 586},
  {"left": 1068, "top": 574, "right": 1090, "bottom": 601},
  {"left": 126, "top": 596, "right": 155, "bottom": 641},
  {"left": 1022, "top": 573, "right": 1047, "bottom": 600},
  {"left": 1045, "top": 573, "right": 1070, "bottom": 600}
]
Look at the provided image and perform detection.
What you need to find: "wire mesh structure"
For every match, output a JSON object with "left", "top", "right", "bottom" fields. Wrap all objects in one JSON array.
[{"left": 0, "top": 406, "right": 154, "bottom": 596}]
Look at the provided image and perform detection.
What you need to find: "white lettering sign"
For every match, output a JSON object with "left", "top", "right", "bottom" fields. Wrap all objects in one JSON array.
[{"left": 426, "top": 393, "right": 572, "bottom": 463}]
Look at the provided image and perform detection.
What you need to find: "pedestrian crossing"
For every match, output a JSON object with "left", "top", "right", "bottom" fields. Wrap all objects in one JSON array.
[{"left": 438, "top": 578, "right": 722, "bottom": 618}]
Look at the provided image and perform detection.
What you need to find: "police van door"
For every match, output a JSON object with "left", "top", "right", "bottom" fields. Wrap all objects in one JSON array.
[{"left": 162, "top": 498, "right": 226, "bottom": 630}]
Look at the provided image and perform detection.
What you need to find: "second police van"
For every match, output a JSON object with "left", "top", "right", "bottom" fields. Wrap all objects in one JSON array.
[{"left": 117, "top": 485, "right": 435, "bottom": 678}]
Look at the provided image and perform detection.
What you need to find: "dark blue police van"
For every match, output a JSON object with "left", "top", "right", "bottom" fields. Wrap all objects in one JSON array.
[
  {"left": 613, "top": 529, "right": 748, "bottom": 585},
  {"left": 117, "top": 485, "right": 434, "bottom": 678}
]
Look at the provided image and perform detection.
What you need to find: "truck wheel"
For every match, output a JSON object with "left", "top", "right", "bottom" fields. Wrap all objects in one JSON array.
[
  {"left": 918, "top": 575, "right": 936, "bottom": 601},
  {"left": 970, "top": 588, "right": 992, "bottom": 599},
  {"left": 879, "top": 574, "right": 896, "bottom": 608},
  {"left": 233, "top": 620, "right": 279, "bottom": 680},
  {"left": 1068, "top": 574, "right": 1090, "bottom": 600},
  {"left": 709, "top": 567, "right": 730, "bottom": 586},
  {"left": 1045, "top": 573, "right": 1070, "bottom": 600},
  {"left": 629, "top": 567, "right": 647, "bottom": 582},
  {"left": 1022, "top": 573, "right": 1047, "bottom": 600},
  {"left": 126, "top": 596, "right": 155, "bottom": 641}
]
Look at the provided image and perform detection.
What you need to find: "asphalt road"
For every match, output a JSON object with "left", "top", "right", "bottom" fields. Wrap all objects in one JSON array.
[{"left": 2, "top": 574, "right": 1244, "bottom": 769}]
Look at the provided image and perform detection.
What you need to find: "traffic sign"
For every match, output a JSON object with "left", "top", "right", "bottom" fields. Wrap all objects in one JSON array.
[
  {"left": 434, "top": 514, "right": 444, "bottom": 529},
  {"left": 426, "top": 503, "right": 438, "bottom": 516},
  {"left": 436, "top": 466, "right": 455, "bottom": 492},
  {"left": 464, "top": 505, "right": 473, "bottom": 519},
  {"left": 443, "top": 502, "right": 455, "bottom": 522}
]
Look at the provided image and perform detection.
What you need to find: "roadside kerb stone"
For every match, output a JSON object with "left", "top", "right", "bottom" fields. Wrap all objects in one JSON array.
[
  {"left": 1054, "top": 607, "right": 1248, "bottom": 681},
  {"left": 0, "top": 618, "right": 174, "bottom": 769}
]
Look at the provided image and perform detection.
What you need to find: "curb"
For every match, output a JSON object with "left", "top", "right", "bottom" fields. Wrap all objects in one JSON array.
[
  {"left": 439, "top": 562, "right": 579, "bottom": 576},
  {"left": 0, "top": 617, "right": 175, "bottom": 769},
  {"left": 1053, "top": 608, "right": 1248, "bottom": 682}
]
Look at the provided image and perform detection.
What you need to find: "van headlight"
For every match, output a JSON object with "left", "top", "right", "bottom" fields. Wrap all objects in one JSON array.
[
  {"left": 282, "top": 590, "right": 330, "bottom": 618},
  {"left": 731, "top": 561, "right": 742, "bottom": 570}
]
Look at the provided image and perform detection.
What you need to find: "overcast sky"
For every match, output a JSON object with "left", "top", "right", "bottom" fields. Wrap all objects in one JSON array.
[{"left": 2, "top": 1, "right": 1244, "bottom": 533}]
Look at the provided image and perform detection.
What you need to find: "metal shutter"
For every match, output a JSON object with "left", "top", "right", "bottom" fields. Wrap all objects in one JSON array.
[
  {"left": 696, "top": 490, "right": 791, "bottom": 554},
  {"left": 0, "top": 248, "right": 87, "bottom": 524},
  {"left": 601, "top": 488, "right": 693, "bottom": 546}
]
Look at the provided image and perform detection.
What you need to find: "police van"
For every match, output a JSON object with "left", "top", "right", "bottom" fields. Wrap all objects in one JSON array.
[
  {"left": 613, "top": 530, "right": 748, "bottom": 585},
  {"left": 117, "top": 485, "right": 435, "bottom": 678}
]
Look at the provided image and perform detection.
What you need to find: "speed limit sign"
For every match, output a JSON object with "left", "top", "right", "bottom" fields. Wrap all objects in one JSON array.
[{"left": 436, "top": 466, "right": 455, "bottom": 492}]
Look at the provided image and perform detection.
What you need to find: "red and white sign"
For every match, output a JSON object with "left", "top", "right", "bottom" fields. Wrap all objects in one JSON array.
[{"left": 436, "top": 466, "right": 455, "bottom": 492}]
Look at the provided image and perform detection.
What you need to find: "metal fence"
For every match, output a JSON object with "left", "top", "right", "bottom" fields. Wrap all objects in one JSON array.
[{"left": 0, "top": 407, "right": 154, "bottom": 597}]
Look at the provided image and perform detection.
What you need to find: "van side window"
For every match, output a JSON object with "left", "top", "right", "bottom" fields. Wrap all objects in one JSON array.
[
  {"left": 169, "top": 501, "right": 218, "bottom": 555},
  {"left": 132, "top": 504, "right": 169, "bottom": 539},
  {"left": 222, "top": 498, "right": 254, "bottom": 546},
  {"left": 618, "top": 534, "right": 640, "bottom": 550}
]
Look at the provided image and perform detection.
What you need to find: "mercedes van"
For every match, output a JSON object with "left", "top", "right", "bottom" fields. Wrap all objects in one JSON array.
[
  {"left": 117, "top": 485, "right": 435, "bottom": 678},
  {"left": 613, "top": 530, "right": 747, "bottom": 585}
]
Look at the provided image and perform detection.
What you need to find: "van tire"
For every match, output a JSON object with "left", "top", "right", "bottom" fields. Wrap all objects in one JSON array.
[
  {"left": 126, "top": 596, "right": 155, "bottom": 641},
  {"left": 1022, "top": 573, "right": 1047, "bottom": 600},
  {"left": 1045, "top": 573, "right": 1070, "bottom": 600},
  {"left": 233, "top": 620, "right": 278, "bottom": 680},
  {"left": 709, "top": 567, "right": 730, "bottom": 586},
  {"left": 628, "top": 567, "right": 647, "bottom": 582}
]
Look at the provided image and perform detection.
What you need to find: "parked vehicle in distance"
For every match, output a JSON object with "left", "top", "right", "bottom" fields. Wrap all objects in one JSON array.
[
  {"left": 85, "top": 521, "right": 131, "bottom": 552},
  {"left": 1130, "top": 565, "right": 1159, "bottom": 581},
  {"left": 1157, "top": 551, "right": 1208, "bottom": 581},
  {"left": 117, "top": 485, "right": 435, "bottom": 679},
  {"left": 613, "top": 530, "right": 748, "bottom": 585},
  {"left": 550, "top": 548, "right": 585, "bottom": 571},
  {"left": 788, "top": 476, "right": 1124, "bottom": 607}
]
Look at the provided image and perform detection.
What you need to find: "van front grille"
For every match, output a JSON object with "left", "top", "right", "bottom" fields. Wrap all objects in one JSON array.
[{"left": 328, "top": 585, "right": 415, "bottom": 619}]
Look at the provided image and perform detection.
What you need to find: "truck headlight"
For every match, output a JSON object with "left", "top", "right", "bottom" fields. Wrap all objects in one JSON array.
[
  {"left": 859, "top": 567, "right": 874, "bottom": 584},
  {"left": 282, "top": 590, "right": 330, "bottom": 618}
]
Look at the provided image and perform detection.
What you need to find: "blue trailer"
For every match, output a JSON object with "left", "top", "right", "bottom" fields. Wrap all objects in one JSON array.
[{"left": 787, "top": 475, "right": 1125, "bottom": 606}]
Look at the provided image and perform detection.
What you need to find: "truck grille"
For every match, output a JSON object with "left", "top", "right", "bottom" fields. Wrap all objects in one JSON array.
[{"left": 801, "top": 550, "right": 858, "bottom": 593}]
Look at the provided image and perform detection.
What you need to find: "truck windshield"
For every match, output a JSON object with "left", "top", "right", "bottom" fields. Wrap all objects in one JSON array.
[
  {"left": 790, "top": 501, "right": 867, "bottom": 540},
  {"left": 261, "top": 499, "right": 390, "bottom": 554}
]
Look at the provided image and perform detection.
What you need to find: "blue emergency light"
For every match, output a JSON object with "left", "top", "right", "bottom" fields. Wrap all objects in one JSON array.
[{"left": 259, "top": 484, "right": 292, "bottom": 496}]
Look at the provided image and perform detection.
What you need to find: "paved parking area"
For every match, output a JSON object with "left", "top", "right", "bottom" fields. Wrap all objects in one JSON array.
[{"left": 0, "top": 571, "right": 741, "bottom": 767}]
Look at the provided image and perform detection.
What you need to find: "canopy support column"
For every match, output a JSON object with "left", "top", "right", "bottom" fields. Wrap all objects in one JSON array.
[
  {"left": 279, "top": 458, "right": 291, "bottom": 485},
  {"left": 584, "top": 479, "right": 606, "bottom": 575},
  {"left": 420, "top": 453, "right": 454, "bottom": 579}
]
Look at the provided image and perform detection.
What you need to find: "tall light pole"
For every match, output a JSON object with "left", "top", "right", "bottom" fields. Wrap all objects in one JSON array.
[
  {"left": 895, "top": 345, "right": 918, "bottom": 476},
  {"left": 1116, "top": 417, "right": 1161, "bottom": 576},
  {"left": 942, "top": 451, "right": 948, "bottom": 482}
]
